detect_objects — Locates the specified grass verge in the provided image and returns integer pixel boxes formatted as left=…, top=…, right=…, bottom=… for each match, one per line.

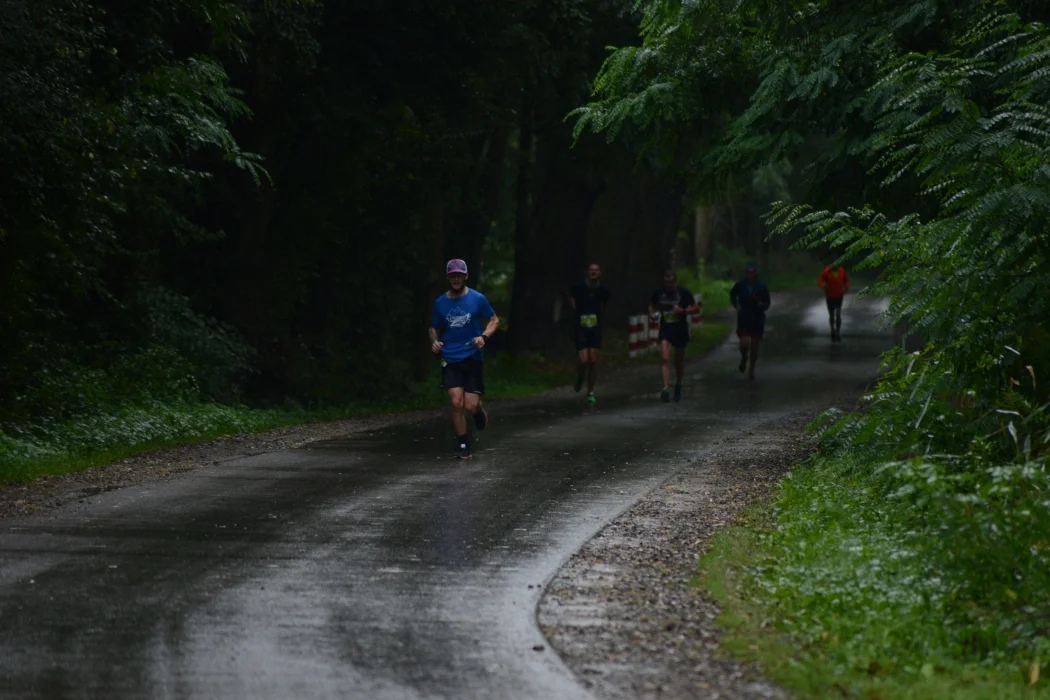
left=696, top=454, right=1048, bottom=699
left=0, top=322, right=731, bottom=484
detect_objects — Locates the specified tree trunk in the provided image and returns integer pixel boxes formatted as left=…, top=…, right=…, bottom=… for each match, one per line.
left=417, top=191, right=446, bottom=380
left=508, top=100, right=535, bottom=355
left=508, top=143, right=605, bottom=355
left=694, top=206, right=717, bottom=267
left=461, top=128, right=509, bottom=290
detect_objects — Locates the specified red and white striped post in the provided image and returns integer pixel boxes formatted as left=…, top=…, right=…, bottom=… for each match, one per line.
left=628, top=315, right=644, bottom=358
left=648, top=315, right=659, bottom=352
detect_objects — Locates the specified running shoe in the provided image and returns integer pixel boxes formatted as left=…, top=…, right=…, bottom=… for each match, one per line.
left=586, top=392, right=596, bottom=406
left=574, top=373, right=584, bottom=393
left=661, top=387, right=671, bottom=403
left=454, top=444, right=472, bottom=460
left=674, top=384, right=682, bottom=402
left=473, top=404, right=488, bottom=430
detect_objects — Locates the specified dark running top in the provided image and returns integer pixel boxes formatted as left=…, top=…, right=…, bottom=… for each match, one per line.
left=729, top=278, right=771, bottom=325
left=650, top=286, right=696, bottom=326
left=570, top=282, right=611, bottom=329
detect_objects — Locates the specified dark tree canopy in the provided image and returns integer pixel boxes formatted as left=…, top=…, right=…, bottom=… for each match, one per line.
left=0, top=0, right=695, bottom=429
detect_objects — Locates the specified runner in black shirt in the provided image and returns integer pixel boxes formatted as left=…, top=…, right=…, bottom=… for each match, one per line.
left=569, top=263, right=612, bottom=405
left=649, top=270, right=702, bottom=402
left=729, top=262, right=771, bottom=380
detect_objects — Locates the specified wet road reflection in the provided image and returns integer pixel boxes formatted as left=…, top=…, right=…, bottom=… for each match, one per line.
left=0, top=294, right=892, bottom=699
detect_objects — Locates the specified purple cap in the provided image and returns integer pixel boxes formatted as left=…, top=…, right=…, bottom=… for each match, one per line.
left=446, top=259, right=468, bottom=276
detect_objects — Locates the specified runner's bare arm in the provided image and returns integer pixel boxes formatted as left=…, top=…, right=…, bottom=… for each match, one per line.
left=482, top=315, right=499, bottom=339
left=472, top=315, right=500, bottom=348
left=429, top=327, right=443, bottom=354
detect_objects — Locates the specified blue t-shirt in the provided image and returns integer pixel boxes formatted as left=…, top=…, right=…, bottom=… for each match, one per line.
left=431, top=289, right=496, bottom=363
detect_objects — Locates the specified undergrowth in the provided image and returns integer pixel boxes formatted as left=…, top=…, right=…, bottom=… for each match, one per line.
left=698, top=348, right=1050, bottom=698
left=0, top=322, right=732, bottom=483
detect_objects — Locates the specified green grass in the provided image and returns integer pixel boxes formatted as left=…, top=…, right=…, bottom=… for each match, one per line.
left=0, top=322, right=731, bottom=485
left=696, top=454, right=1049, bottom=699
left=678, top=263, right=736, bottom=313
left=0, top=361, right=556, bottom=484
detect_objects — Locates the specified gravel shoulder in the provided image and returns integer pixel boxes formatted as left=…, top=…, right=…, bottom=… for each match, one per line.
left=538, top=410, right=822, bottom=700
left=0, top=409, right=440, bottom=521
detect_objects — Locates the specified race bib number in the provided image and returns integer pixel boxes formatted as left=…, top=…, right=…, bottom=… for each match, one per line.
left=661, top=311, right=681, bottom=323
left=440, top=358, right=448, bottom=368
left=580, top=314, right=598, bottom=328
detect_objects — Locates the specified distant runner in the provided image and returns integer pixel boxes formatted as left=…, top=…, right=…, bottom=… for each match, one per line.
left=570, top=263, right=612, bottom=405
left=818, top=263, right=850, bottom=342
left=730, top=263, right=771, bottom=380
left=430, top=259, right=499, bottom=459
left=649, top=270, right=701, bottom=403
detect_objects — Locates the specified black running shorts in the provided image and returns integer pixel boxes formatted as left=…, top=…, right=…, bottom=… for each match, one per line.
left=441, top=357, right=485, bottom=395
left=658, top=323, right=690, bottom=349
left=574, top=326, right=603, bottom=350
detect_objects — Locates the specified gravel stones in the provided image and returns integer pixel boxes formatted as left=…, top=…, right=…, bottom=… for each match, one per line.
left=539, top=411, right=819, bottom=700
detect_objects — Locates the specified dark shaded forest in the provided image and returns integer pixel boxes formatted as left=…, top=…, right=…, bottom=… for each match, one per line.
left=0, top=0, right=785, bottom=436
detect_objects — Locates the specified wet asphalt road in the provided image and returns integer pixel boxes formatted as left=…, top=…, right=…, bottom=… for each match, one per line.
left=0, top=294, right=893, bottom=700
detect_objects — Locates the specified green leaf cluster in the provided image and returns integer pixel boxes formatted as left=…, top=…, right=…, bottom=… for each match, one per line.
left=586, top=0, right=1050, bottom=680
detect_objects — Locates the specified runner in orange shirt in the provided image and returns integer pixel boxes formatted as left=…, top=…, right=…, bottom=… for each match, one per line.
left=818, top=263, right=850, bottom=342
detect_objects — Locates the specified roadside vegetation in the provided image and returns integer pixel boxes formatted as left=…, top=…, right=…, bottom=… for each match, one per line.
left=0, top=309, right=730, bottom=484
left=579, top=0, right=1050, bottom=695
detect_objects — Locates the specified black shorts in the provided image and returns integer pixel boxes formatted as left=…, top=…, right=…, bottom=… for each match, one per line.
left=658, top=323, right=689, bottom=349
left=574, top=325, right=603, bottom=350
left=736, top=308, right=766, bottom=339
left=441, top=357, right=485, bottom=395
left=736, top=318, right=765, bottom=340
left=826, top=296, right=844, bottom=311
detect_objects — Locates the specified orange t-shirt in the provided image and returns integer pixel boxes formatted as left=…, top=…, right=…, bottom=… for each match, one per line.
left=818, top=266, right=849, bottom=298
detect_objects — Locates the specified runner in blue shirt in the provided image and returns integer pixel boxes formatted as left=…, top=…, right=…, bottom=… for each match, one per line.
left=429, top=259, right=499, bottom=459
left=729, top=262, right=771, bottom=380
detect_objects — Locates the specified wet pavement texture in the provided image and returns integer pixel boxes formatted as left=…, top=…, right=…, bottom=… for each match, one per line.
left=0, top=293, right=892, bottom=700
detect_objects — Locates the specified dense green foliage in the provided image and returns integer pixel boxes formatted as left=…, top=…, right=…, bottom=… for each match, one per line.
left=579, top=0, right=1050, bottom=688
left=778, top=14, right=1050, bottom=665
